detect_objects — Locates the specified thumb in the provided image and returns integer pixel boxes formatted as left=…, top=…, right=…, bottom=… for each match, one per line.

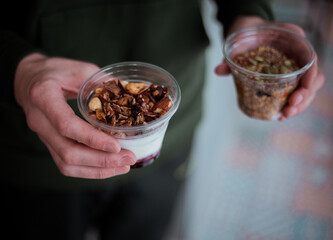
left=215, top=59, right=231, bottom=76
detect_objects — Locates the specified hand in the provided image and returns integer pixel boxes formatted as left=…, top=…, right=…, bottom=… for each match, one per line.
left=215, top=16, right=325, bottom=121
left=14, top=53, right=136, bottom=179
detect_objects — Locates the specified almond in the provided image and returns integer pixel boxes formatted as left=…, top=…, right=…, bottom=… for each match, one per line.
left=153, top=97, right=173, bottom=113
left=88, top=97, right=102, bottom=111
left=126, top=82, right=149, bottom=95
left=120, top=80, right=129, bottom=89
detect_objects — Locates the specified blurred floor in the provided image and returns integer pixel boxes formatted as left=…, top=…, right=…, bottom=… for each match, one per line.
left=168, top=0, right=333, bottom=239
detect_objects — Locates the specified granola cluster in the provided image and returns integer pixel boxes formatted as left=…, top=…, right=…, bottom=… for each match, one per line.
left=231, top=46, right=300, bottom=120
left=88, top=79, right=173, bottom=127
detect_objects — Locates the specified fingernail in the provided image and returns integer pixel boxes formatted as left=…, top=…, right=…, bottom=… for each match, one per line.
left=115, top=166, right=130, bottom=175
left=215, top=65, right=224, bottom=74
left=279, top=116, right=285, bottom=121
left=214, top=65, right=221, bottom=74
left=103, top=143, right=119, bottom=152
left=289, top=107, right=297, bottom=117
left=120, top=156, right=135, bottom=165
left=294, top=94, right=303, bottom=105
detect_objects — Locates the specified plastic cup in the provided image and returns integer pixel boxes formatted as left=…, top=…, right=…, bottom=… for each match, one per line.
left=223, top=26, right=315, bottom=120
left=78, top=62, right=181, bottom=168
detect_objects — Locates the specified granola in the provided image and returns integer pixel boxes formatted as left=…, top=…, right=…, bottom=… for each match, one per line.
left=232, top=46, right=299, bottom=75
left=231, top=46, right=300, bottom=120
left=88, top=79, right=173, bottom=128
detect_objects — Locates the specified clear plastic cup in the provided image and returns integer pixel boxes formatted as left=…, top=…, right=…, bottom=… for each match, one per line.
left=78, top=62, right=181, bottom=168
left=223, top=25, right=315, bottom=120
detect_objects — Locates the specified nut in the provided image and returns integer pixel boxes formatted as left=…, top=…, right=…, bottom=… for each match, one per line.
left=120, top=80, right=129, bottom=89
left=126, top=82, right=149, bottom=95
left=95, top=88, right=104, bottom=94
left=88, top=97, right=102, bottom=111
left=95, top=109, right=106, bottom=122
left=104, top=80, right=121, bottom=96
left=153, top=97, right=173, bottom=113
left=117, top=97, right=129, bottom=106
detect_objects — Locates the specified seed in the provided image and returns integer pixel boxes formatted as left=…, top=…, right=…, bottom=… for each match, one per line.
left=281, top=66, right=289, bottom=74
left=248, top=58, right=258, bottom=66
left=284, top=60, right=292, bottom=67
left=255, top=56, right=264, bottom=62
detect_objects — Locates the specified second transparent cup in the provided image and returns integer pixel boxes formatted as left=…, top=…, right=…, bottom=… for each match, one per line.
left=223, top=26, right=315, bottom=120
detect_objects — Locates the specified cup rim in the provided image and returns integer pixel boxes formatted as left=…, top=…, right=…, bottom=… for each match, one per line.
left=223, top=25, right=315, bottom=80
left=77, top=61, right=181, bottom=133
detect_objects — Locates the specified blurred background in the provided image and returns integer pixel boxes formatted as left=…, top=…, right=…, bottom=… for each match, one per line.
left=166, top=0, right=333, bottom=239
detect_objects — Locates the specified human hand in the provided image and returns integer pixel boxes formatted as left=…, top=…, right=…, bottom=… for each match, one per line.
left=215, top=16, right=325, bottom=120
left=14, top=53, right=136, bottom=179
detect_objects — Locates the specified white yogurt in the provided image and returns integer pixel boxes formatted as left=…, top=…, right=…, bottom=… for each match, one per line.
left=117, top=122, right=168, bottom=161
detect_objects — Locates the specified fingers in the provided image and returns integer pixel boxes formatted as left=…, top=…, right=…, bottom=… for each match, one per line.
left=19, top=56, right=133, bottom=179
left=44, top=141, right=131, bottom=179
left=29, top=79, right=121, bottom=153
left=280, top=63, right=325, bottom=120
left=31, top=109, right=135, bottom=179
left=40, top=131, right=136, bottom=168
left=215, top=59, right=231, bottom=76
left=281, top=93, right=316, bottom=119
left=300, top=55, right=319, bottom=89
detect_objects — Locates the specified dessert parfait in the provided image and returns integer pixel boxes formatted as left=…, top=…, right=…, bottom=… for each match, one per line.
left=231, top=45, right=300, bottom=120
left=223, top=26, right=315, bottom=120
left=78, top=62, right=181, bottom=168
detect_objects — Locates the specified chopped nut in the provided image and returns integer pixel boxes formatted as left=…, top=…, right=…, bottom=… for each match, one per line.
left=126, top=82, right=149, bottom=95
left=153, top=108, right=163, bottom=114
left=104, top=80, right=121, bottom=96
left=117, top=97, right=129, bottom=106
left=88, top=97, right=102, bottom=111
left=118, top=114, right=129, bottom=120
left=103, top=102, right=114, bottom=117
left=152, top=90, right=160, bottom=97
left=95, top=88, right=104, bottom=94
left=89, top=112, right=97, bottom=119
left=95, top=109, right=106, bottom=122
left=148, top=102, right=155, bottom=110
left=120, top=80, right=129, bottom=89
left=153, top=97, right=173, bottom=113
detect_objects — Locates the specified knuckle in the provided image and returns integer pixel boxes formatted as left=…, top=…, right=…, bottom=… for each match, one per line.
left=57, top=164, right=72, bottom=177
left=57, top=119, right=71, bottom=137
left=98, top=155, right=108, bottom=168
left=58, top=147, right=74, bottom=165
left=28, top=81, right=44, bottom=105
left=83, top=63, right=100, bottom=76
left=86, top=133, right=102, bottom=149
left=29, top=83, right=41, bottom=103
left=98, top=155, right=119, bottom=168
left=25, top=111, right=38, bottom=132
left=86, top=63, right=99, bottom=72
left=96, top=169, right=111, bottom=179
left=109, top=158, right=120, bottom=167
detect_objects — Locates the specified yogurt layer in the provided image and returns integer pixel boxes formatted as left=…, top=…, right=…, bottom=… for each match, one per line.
left=118, top=123, right=168, bottom=161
